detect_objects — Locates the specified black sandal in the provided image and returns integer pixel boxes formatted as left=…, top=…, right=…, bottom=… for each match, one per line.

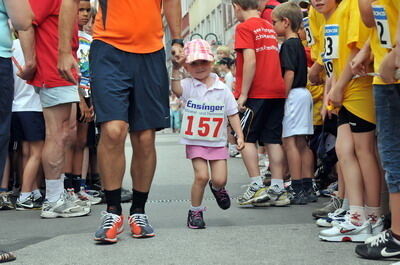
left=0, top=250, right=16, bottom=263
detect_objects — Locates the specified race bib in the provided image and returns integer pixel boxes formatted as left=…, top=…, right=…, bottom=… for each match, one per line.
left=373, top=5, right=392, bottom=49
left=303, top=17, right=315, bottom=46
left=322, top=55, right=334, bottom=78
left=324, top=24, right=339, bottom=59
left=79, top=76, right=91, bottom=98
left=180, top=99, right=225, bottom=142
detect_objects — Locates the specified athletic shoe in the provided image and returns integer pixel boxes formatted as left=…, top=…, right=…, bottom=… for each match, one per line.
left=41, top=192, right=89, bottom=218
left=355, top=230, right=400, bottom=260
left=364, top=218, right=385, bottom=244
left=16, top=196, right=34, bottom=211
left=312, top=196, right=343, bottom=218
left=286, top=185, right=294, bottom=202
left=32, top=196, right=44, bottom=209
left=0, top=192, right=14, bottom=210
left=94, top=211, right=124, bottom=243
left=187, top=209, right=206, bottom=229
left=78, top=189, right=102, bottom=205
left=319, top=219, right=372, bottom=242
left=66, top=188, right=91, bottom=211
left=304, top=188, right=318, bottom=203
left=290, top=190, right=307, bottom=205
left=128, top=213, right=155, bottom=238
left=320, top=181, right=338, bottom=197
left=208, top=181, right=230, bottom=210
left=253, top=185, right=290, bottom=207
left=236, top=183, right=266, bottom=206
left=316, top=208, right=347, bottom=227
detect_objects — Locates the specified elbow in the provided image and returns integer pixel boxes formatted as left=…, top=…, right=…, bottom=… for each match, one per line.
left=360, top=15, right=376, bottom=28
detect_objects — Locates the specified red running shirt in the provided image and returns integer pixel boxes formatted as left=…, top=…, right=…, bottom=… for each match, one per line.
left=234, top=17, right=285, bottom=99
left=260, top=0, right=281, bottom=24
left=28, top=0, right=78, bottom=88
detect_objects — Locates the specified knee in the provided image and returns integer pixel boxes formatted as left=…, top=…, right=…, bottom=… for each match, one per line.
left=211, top=178, right=226, bottom=188
left=194, top=173, right=209, bottom=185
left=101, top=124, right=128, bottom=146
left=134, top=130, right=155, bottom=152
left=336, top=143, right=355, bottom=162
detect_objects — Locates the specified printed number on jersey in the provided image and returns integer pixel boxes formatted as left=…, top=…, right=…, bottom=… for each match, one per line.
left=324, top=24, right=339, bottom=59
left=303, top=17, right=315, bottom=46
left=181, top=99, right=225, bottom=141
left=373, top=5, right=392, bottom=49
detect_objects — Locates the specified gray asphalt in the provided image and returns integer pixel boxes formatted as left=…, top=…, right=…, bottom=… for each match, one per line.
left=0, top=133, right=394, bottom=265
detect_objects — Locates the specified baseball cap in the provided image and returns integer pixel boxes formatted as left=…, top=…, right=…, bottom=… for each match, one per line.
left=184, top=39, right=214, bottom=64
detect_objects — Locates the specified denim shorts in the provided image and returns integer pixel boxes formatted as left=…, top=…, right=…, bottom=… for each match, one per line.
left=374, top=84, right=400, bottom=193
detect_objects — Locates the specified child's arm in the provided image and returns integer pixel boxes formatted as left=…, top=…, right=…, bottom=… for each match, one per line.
left=358, top=0, right=376, bottom=28
left=379, top=49, right=397, bottom=83
left=309, top=62, right=324, bottom=85
left=170, top=52, right=186, bottom=97
left=237, top=49, right=256, bottom=111
left=228, top=114, right=245, bottom=151
left=351, top=39, right=372, bottom=76
left=283, top=70, right=294, bottom=97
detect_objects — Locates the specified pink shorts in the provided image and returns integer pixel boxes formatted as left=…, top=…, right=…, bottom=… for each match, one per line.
left=186, top=145, right=229, bottom=160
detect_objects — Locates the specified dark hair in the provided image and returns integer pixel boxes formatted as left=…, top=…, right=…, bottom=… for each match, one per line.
left=232, top=0, right=259, bottom=10
left=218, top=57, right=235, bottom=69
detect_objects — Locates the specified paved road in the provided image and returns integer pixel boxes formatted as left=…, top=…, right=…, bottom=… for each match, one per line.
left=0, top=133, right=394, bottom=265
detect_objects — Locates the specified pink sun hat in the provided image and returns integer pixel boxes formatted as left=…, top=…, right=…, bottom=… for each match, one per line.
left=184, top=39, right=215, bottom=64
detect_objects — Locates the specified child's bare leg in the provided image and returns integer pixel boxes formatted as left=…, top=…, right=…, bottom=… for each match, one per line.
left=191, top=158, right=209, bottom=207
left=21, top=141, right=43, bottom=193
left=283, top=136, right=302, bottom=180
left=209, top=160, right=227, bottom=189
left=337, top=163, right=345, bottom=199
left=266, top=143, right=285, bottom=180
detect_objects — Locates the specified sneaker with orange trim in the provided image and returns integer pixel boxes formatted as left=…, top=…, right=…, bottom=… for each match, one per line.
left=128, top=213, right=155, bottom=238
left=94, top=211, right=124, bottom=243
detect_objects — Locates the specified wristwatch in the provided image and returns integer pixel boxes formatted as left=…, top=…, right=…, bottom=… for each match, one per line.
left=171, top=38, right=184, bottom=47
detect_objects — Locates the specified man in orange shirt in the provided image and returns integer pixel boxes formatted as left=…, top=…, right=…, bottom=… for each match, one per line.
left=58, top=0, right=183, bottom=243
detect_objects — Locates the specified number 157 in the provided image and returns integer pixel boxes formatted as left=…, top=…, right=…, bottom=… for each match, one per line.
left=184, top=116, right=223, bottom=137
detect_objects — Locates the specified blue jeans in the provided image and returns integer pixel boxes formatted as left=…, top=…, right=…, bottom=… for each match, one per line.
left=0, top=57, right=14, bottom=184
left=374, top=84, right=400, bottom=193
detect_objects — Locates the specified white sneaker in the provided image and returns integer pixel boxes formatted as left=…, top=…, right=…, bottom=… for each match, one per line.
left=316, top=208, right=348, bottom=227
left=364, top=218, right=384, bottom=244
left=41, top=191, right=90, bottom=218
left=78, top=189, right=102, bottom=205
left=66, top=188, right=91, bottom=210
left=319, top=219, right=372, bottom=242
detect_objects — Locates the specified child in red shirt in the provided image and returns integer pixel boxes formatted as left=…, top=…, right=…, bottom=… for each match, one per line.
left=233, top=0, right=289, bottom=207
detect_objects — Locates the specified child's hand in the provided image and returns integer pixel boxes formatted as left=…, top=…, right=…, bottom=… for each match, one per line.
left=236, top=136, right=245, bottom=151
left=171, top=48, right=185, bottom=70
left=327, top=86, right=343, bottom=108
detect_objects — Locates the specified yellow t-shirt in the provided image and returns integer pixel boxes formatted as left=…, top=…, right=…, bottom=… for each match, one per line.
left=323, top=0, right=375, bottom=124
left=370, top=0, right=400, bottom=84
left=308, top=7, right=326, bottom=63
left=307, top=83, right=324, bottom=125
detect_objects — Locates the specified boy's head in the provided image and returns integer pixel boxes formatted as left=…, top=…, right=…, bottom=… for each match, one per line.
left=272, top=2, right=303, bottom=35
left=78, top=0, right=91, bottom=27
left=184, top=39, right=215, bottom=80
left=218, top=57, right=235, bottom=72
left=232, top=0, right=259, bottom=22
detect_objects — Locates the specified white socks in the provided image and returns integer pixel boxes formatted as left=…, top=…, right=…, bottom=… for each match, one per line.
left=250, top=176, right=263, bottom=187
left=366, top=206, right=381, bottom=223
left=32, top=189, right=42, bottom=200
left=341, top=198, right=349, bottom=211
left=270, top=179, right=284, bottom=190
left=19, top=192, right=31, bottom=202
left=190, top=205, right=205, bottom=211
left=349, top=206, right=366, bottom=226
left=45, top=178, right=64, bottom=203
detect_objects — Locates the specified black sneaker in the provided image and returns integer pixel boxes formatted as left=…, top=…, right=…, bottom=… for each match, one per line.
left=355, top=230, right=400, bottom=260
left=32, top=196, right=44, bottom=209
left=304, top=188, right=318, bottom=203
left=208, top=181, right=230, bottom=210
left=290, top=190, right=307, bottom=205
left=16, top=196, right=34, bottom=211
left=187, top=209, right=206, bottom=229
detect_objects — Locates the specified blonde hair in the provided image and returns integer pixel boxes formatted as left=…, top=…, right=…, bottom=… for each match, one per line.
left=272, top=2, right=303, bottom=32
left=216, top=46, right=231, bottom=57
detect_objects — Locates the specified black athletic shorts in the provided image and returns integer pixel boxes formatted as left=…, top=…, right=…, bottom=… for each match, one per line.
left=11, top=112, right=45, bottom=142
left=90, top=40, right=170, bottom=132
left=337, top=106, right=376, bottom=133
left=239, top=98, right=285, bottom=144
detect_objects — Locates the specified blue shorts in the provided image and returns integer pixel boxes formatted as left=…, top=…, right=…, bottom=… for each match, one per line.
left=89, top=40, right=170, bottom=132
left=374, top=84, right=400, bottom=193
left=11, top=111, right=45, bottom=142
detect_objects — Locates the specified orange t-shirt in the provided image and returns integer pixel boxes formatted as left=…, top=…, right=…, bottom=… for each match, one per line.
left=93, top=0, right=164, bottom=54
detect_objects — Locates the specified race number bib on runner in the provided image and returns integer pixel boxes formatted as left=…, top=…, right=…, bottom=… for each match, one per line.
left=79, top=76, right=91, bottom=98
left=322, top=55, right=334, bottom=78
left=372, top=5, right=392, bottom=49
left=180, top=99, right=225, bottom=142
left=324, top=24, right=339, bottom=59
left=303, top=17, right=315, bottom=46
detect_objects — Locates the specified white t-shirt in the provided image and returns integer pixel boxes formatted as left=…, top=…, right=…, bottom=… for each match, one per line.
left=12, top=39, right=42, bottom=112
left=224, top=71, right=234, bottom=91
left=179, top=73, right=238, bottom=147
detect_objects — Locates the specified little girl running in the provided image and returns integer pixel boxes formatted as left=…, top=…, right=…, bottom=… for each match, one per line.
left=171, top=39, right=244, bottom=229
